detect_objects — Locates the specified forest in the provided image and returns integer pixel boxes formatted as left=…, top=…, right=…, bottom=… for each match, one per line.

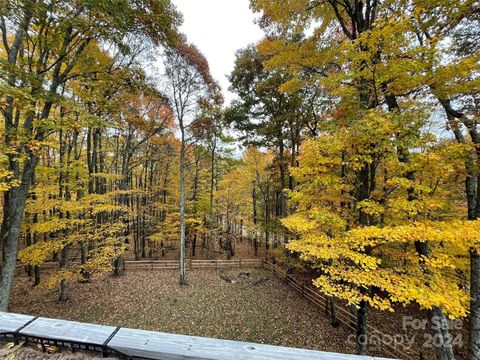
left=0, top=1, right=479, bottom=360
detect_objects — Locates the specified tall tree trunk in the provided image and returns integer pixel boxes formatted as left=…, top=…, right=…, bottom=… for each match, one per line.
left=190, top=152, right=200, bottom=258
left=208, top=141, right=216, bottom=260
left=264, top=186, right=270, bottom=260
left=278, top=137, right=287, bottom=217
left=434, top=95, right=477, bottom=360
left=114, top=133, right=133, bottom=276
left=58, top=125, right=69, bottom=302
left=252, top=185, right=258, bottom=256
left=86, top=128, right=95, bottom=194
left=179, top=127, right=186, bottom=285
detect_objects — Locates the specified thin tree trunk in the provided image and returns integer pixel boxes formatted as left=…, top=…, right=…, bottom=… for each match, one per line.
left=264, top=187, right=270, bottom=260
left=434, top=95, right=476, bottom=360
left=252, top=185, right=258, bottom=256
left=208, top=140, right=216, bottom=260
left=179, top=127, right=186, bottom=285
left=278, top=137, right=287, bottom=217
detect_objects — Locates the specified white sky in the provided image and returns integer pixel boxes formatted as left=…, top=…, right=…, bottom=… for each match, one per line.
left=171, top=0, right=263, bottom=105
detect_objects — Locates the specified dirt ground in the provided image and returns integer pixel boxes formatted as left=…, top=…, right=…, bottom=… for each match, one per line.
left=0, top=344, right=117, bottom=360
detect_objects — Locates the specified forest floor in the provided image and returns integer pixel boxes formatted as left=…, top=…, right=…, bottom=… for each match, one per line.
left=9, top=267, right=467, bottom=360
left=10, top=268, right=354, bottom=355
left=0, top=344, right=116, bottom=360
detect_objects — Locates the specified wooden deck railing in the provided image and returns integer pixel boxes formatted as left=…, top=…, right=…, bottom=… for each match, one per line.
left=263, top=261, right=414, bottom=360
left=0, top=312, right=393, bottom=360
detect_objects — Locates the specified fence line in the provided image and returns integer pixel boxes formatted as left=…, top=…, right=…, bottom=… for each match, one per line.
left=127, top=258, right=263, bottom=270
left=19, top=258, right=264, bottom=271
left=263, top=261, right=414, bottom=360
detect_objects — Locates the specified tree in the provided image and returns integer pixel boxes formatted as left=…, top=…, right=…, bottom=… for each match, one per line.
left=250, top=0, right=479, bottom=356
left=227, top=44, right=324, bottom=220
left=164, top=42, right=217, bottom=284
left=406, top=3, right=480, bottom=357
left=217, top=148, right=275, bottom=259
left=190, top=87, right=225, bottom=259
left=0, top=0, right=181, bottom=311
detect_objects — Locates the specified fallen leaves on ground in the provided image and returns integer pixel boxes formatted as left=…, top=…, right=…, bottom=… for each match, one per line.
left=10, top=268, right=353, bottom=355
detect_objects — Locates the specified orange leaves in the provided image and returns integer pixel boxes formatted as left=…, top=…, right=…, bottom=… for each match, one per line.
left=120, top=92, right=175, bottom=133
left=172, top=43, right=218, bottom=94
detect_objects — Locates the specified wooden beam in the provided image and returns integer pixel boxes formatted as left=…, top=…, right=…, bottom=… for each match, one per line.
left=108, top=327, right=392, bottom=360
left=18, top=316, right=116, bottom=345
left=0, top=312, right=34, bottom=333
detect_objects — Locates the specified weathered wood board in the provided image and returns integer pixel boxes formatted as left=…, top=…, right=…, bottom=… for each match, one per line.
left=18, top=316, right=116, bottom=345
left=109, top=327, right=393, bottom=360
left=0, top=312, right=34, bottom=333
